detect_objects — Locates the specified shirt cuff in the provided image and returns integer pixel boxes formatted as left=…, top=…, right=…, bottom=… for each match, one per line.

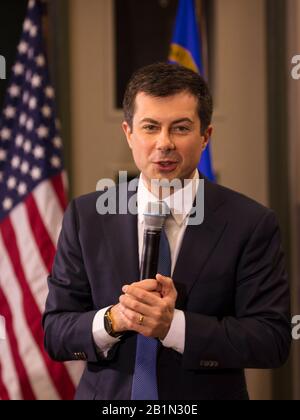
left=160, top=309, right=185, bottom=354
left=92, top=306, right=121, bottom=357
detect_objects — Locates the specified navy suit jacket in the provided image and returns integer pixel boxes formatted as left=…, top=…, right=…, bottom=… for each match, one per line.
left=43, top=178, right=291, bottom=400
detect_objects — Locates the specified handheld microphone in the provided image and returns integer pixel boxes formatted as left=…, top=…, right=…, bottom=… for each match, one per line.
left=140, top=201, right=168, bottom=280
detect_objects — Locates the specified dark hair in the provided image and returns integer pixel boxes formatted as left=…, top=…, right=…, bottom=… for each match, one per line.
left=123, top=62, right=213, bottom=134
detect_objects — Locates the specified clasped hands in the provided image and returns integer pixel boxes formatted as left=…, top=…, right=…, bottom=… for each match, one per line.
left=110, top=274, right=177, bottom=340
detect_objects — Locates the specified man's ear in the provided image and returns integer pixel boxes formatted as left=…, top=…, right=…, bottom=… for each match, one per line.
left=202, top=125, right=213, bottom=151
left=122, top=121, right=133, bottom=149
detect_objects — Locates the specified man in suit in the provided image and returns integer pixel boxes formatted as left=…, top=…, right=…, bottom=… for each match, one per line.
left=43, top=62, right=291, bottom=400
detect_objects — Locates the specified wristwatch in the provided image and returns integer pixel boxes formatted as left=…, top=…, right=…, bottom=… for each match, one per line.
left=104, top=306, right=123, bottom=338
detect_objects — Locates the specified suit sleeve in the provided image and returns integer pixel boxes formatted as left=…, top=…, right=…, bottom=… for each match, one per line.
left=42, top=199, right=120, bottom=363
left=183, top=210, right=291, bottom=370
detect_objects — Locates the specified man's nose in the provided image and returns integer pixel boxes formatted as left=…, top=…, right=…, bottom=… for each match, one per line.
left=156, top=130, right=175, bottom=151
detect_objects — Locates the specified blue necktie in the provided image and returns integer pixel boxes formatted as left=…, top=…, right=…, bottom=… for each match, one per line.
left=131, top=229, right=171, bottom=400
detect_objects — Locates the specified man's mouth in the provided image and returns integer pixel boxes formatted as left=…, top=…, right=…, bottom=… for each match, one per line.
left=154, top=161, right=178, bottom=172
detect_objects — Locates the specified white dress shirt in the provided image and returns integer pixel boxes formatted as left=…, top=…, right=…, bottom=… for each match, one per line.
left=92, top=171, right=200, bottom=356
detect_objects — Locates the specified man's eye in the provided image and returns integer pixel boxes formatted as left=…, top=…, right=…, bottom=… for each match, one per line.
left=143, top=125, right=157, bottom=131
left=172, top=126, right=190, bottom=133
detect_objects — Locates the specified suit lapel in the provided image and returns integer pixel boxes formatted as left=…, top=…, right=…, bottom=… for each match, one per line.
left=101, top=187, right=140, bottom=290
left=173, top=179, right=228, bottom=309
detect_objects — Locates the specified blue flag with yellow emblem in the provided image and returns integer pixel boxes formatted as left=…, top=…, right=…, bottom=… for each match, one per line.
left=169, top=0, right=215, bottom=181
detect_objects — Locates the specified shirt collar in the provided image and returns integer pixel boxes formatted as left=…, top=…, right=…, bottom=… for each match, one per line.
left=137, top=170, right=200, bottom=226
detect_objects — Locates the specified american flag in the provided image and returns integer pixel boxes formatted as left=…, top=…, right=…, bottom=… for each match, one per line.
left=0, top=0, right=82, bottom=399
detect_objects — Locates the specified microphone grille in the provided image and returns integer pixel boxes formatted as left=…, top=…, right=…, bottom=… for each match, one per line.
left=143, top=201, right=169, bottom=230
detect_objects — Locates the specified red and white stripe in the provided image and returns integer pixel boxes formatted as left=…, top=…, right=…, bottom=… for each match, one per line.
left=0, top=173, right=82, bottom=399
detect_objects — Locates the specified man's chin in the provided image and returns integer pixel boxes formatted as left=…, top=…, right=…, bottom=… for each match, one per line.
left=149, top=172, right=185, bottom=190
left=151, top=173, right=178, bottom=184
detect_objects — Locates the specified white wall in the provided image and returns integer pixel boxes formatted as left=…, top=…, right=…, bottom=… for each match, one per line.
left=213, top=0, right=268, bottom=205
left=69, top=0, right=132, bottom=196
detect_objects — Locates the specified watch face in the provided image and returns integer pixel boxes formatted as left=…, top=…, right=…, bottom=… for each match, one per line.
left=104, top=309, right=122, bottom=338
left=104, top=313, right=112, bottom=334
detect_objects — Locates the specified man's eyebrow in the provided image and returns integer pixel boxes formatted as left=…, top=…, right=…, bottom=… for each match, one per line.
left=172, top=118, right=194, bottom=124
left=139, top=118, right=194, bottom=124
left=139, top=118, right=160, bottom=124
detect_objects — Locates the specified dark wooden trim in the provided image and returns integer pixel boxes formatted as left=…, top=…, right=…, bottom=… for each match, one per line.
left=47, top=0, right=73, bottom=199
left=266, top=0, right=292, bottom=400
left=0, top=0, right=28, bottom=109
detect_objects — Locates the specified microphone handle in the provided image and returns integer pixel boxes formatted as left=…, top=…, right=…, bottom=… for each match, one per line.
left=140, top=229, right=161, bottom=280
